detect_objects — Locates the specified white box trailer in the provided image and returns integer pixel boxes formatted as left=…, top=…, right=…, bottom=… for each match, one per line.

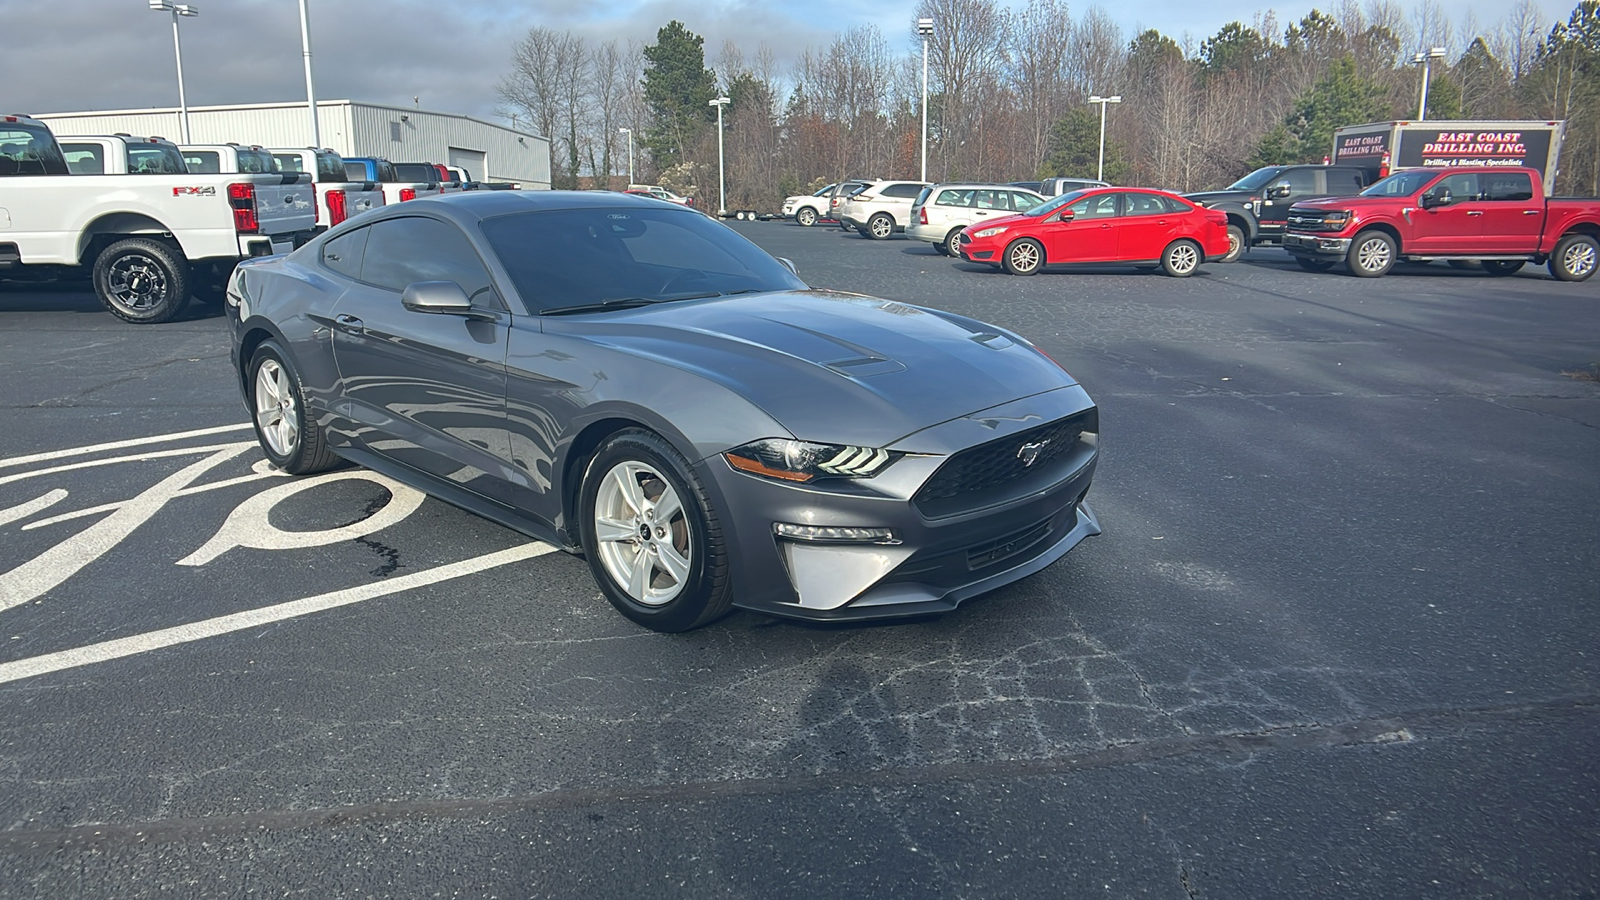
left=1331, top=120, right=1566, bottom=195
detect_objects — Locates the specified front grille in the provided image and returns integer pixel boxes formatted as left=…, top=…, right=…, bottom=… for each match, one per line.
left=1286, top=211, right=1341, bottom=232
left=967, top=519, right=1053, bottom=569
left=915, top=412, right=1090, bottom=510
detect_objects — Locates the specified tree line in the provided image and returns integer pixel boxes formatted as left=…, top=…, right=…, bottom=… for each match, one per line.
left=496, top=0, right=1600, bottom=210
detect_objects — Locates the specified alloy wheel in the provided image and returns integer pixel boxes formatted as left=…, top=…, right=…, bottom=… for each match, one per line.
left=592, top=460, right=691, bottom=606
left=253, top=358, right=300, bottom=458
left=1008, top=242, right=1040, bottom=273
left=871, top=215, right=893, bottom=239
left=1357, top=237, right=1392, bottom=273
left=105, top=253, right=168, bottom=313
left=1168, top=243, right=1199, bottom=275
left=1564, top=241, right=1597, bottom=278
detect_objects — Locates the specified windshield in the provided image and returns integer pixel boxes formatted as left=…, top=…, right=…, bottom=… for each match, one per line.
left=1026, top=190, right=1088, bottom=218
left=481, top=206, right=808, bottom=315
left=394, top=163, right=437, bottom=183
left=1361, top=170, right=1437, bottom=197
left=1226, top=166, right=1287, bottom=191
left=0, top=123, right=69, bottom=176
left=813, top=184, right=835, bottom=196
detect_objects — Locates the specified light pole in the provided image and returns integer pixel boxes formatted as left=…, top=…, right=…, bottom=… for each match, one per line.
left=918, top=17, right=933, bottom=183
left=1087, top=94, right=1121, bottom=183
left=1412, top=47, right=1447, bottom=120
left=297, top=0, right=320, bottom=146
left=618, top=127, right=633, bottom=186
left=148, top=0, right=199, bottom=144
left=709, top=96, right=730, bottom=216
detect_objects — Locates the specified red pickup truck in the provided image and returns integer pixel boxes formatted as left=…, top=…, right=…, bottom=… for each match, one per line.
left=1281, top=167, right=1600, bottom=281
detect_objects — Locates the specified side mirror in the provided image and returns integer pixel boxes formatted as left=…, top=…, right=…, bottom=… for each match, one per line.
left=1267, top=181, right=1292, bottom=199
left=401, top=281, right=474, bottom=315
left=776, top=257, right=799, bottom=276
left=1423, top=188, right=1454, bottom=209
left=1051, top=209, right=1075, bottom=223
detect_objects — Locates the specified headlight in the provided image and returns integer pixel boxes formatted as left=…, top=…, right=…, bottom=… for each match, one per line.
left=1324, top=210, right=1353, bottom=225
left=724, top=439, right=900, bottom=483
left=973, top=226, right=1008, bottom=239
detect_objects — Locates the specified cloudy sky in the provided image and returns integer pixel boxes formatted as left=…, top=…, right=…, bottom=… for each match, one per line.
left=2, top=0, right=1579, bottom=125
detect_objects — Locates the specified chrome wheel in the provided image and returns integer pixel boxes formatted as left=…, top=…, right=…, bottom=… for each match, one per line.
left=1357, top=237, right=1392, bottom=272
left=1166, top=242, right=1199, bottom=275
left=105, top=252, right=169, bottom=313
left=1006, top=240, right=1041, bottom=274
left=253, top=358, right=299, bottom=458
left=869, top=214, right=893, bottom=239
left=1222, top=225, right=1244, bottom=263
left=796, top=207, right=817, bottom=227
left=592, top=460, right=691, bottom=606
left=1563, top=241, right=1596, bottom=278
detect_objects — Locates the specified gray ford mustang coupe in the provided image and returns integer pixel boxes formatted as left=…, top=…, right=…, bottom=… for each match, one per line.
left=225, top=191, right=1100, bottom=631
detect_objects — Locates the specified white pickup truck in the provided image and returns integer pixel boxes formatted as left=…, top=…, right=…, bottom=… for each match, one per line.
left=269, top=147, right=386, bottom=233
left=341, top=156, right=443, bottom=207
left=1, top=116, right=317, bottom=323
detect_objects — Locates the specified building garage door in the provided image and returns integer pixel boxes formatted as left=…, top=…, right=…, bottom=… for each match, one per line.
left=447, top=147, right=486, bottom=182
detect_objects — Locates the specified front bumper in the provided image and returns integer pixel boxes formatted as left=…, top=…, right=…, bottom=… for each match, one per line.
left=700, top=387, right=1100, bottom=622
left=1282, top=232, right=1352, bottom=257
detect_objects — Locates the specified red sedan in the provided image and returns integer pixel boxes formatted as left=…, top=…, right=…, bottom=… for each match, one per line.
left=958, top=187, right=1230, bottom=277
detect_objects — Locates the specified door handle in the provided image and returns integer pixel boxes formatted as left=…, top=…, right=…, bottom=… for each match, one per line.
left=1523, top=209, right=1540, bottom=215
left=1466, top=210, right=1484, bottom=216
left=334, top=313, right=364, bottom=334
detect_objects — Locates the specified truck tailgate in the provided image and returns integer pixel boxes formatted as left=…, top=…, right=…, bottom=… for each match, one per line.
left=249, top=174, right=316, bottom=239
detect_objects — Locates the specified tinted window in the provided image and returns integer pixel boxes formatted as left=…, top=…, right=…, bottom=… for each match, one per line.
left=344, top=161, right=368, bottom=181
left=127, top=144, right=186, bottom=175
left=1326, top=168, right=1365, bottom=194
left=1123, top=192, right=1169, bottom=217
left=376, top=160, right=399, bottom=182
left=393, top=163, right=438, bottom=183
left=1227, top=166, right=1287, bottom=191
left=1010, top=192, right=1044, bottom=212
left=315, top=152, right=346, bottom=182
left=59, top=143, right=106, bottom=175
left=935, top=189, right=974, bottom=207
left=481, top=207, right=807, bottom=314
left=236, top=149, right=277, bottom=174
left=274, top=153, right=306, bottom=174
left=913, top=186, right=932, bottom=206
left=1282, top=168, right=1319, bottom=194
left=0, top=124, right=69, bottom=176
left=1067, top=193, right=1119, bottom=219
left=881, top=183, right=923, bottom=199
left=1362, top=171, right=1435, bottom=197
left=360, top=217, right=496, bottom=304
left=1160, top=195, right=1192, bottom=213
left=183, top=150, right=221, bottom=174
left=321, top=226, right=368, bottom=280
left=1432, top=173, right=1479, bottom=201
left=1482, top=172, right=1534, bottom=202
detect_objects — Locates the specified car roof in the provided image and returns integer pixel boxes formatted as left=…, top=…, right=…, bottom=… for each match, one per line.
left=371, top=189, right=675, bottom=222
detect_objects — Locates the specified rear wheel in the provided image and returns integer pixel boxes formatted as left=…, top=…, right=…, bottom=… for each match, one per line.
left=1346, top=230, right=1396, bottom=278
left=1161, top=240, right=1202, bottom=277
left=1001, top=238, right=1044, bottom=275
left=1481, top=260, right=1526, bottom=277
left=796, top=207, right=817, bottom=227
left=1548, top=234, right=1598, bottom=282
left=1295, top=257, right=1336, bottom=272
left=1220, top=224, right=1246, bottom=263
left=942, top=227, right=965, bottom=257
left=868, top=212, right=895, bottom=240
left=579, top=429, right=732, bottom=632
left=92, top=238, right=190, bottom=324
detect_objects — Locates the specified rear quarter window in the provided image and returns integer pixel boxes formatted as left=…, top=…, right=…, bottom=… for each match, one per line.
left=60, top=144, right=106, bottom=175
left=0, top=125, right=69, bottom=176
left=183, top=150, right=222, bottom=174
left=936, top=189, right=974, bottom=207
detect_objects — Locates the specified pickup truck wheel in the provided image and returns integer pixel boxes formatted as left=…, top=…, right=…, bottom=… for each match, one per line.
left=868, top=213, right=895, bottom=240
left=1346, top=231, right=1396, bottom=278
left=1295, top=257, right=1336, bottom=272
left=942, top=227, right=965, bottom=257
left=796, top=207, right=817, bottom=227
left=1549, top=234, right=1598, bottom=282
left=1221, top=225, right=1245, bottom=263
left=1481, top=260, right=1525, bottom=277
left=93, top=238, right=190, bottom=324
left=248, top=340, right=340, bottom=475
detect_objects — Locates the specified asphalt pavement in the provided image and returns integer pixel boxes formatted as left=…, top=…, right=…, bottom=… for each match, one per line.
left=1, top=223, right=1597, bottom=898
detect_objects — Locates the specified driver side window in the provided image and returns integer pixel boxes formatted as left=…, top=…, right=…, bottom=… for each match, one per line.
left=360, top=217, right=499, bottom=307
left=1431, top=173, right=1479, bottom=202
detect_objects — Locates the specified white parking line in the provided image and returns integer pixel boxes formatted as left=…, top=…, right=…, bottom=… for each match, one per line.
left=0, top=543, right=557, bottom=685
left=0, top=424, right=252, bottom=471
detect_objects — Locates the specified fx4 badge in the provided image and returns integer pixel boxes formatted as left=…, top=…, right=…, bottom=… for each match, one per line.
left=1017, top=439, right=1050, bottom=467
left=172, top=186, right=218, bottom=196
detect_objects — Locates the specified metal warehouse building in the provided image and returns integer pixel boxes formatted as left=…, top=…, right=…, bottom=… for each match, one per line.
left=37, top=99, right=551, bottom=188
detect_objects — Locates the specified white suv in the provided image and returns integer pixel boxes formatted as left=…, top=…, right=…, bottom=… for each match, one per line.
left=907, top=184, right=1048, bottom=255
left=781, top=183, right=837, bottom=227
left=837, top=181, right=930, bottom=240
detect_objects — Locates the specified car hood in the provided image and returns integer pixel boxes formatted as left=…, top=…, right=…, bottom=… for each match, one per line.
left=965, top=212, right=1037, bottom=234
left=1184, top=189, right=1253, bottom=205
left=549, top=290, right=1078, bottom=448
left=1291, top=195, right=1380, bottom=210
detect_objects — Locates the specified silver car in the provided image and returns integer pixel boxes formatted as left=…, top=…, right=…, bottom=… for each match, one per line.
left=226, top=191, right=1101, bottom=631
left=908, top=184, right=1049, bottom=256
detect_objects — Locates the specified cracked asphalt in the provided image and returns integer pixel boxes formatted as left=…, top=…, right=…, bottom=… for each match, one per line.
left=1, top=226, right=1597, bottom=898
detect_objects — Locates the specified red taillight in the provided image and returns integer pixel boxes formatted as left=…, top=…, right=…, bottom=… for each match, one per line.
left=326, top=189, right=349, bottom=225
left=311, top=182, right=320, bottom=224
left=227, top=182, right=258, bottom=234
left=399, top=187, right=417, bottom=202
left=919, top=207, right=928, bottom=224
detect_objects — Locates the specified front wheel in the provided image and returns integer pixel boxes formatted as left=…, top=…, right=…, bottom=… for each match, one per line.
left=1481, top=260, right=1526, bottom=277
left=92, top=238, right=190, bottom=324
left=1346, top=230, right=1397, bottom=278
left=796, top=207, right=817, bottom=227
left=1295, top=257, right=1336, bottom=272
left=1549, top=234, right=1598, bottom=282
left=579, top=429, right=732, bottom=632
left=1161, top=240, right=1202, bottom=277
left=1220, top=224, right=1246, bottom=263
left=867, top=213, right=895, bottom=240
left=1001, top=238, right=1044, bottom=275
left=248, top=341, right=340, bottom=475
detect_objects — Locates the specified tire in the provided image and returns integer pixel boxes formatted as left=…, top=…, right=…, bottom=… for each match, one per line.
left=867, top=212, right=895, bottom=240
left=1346, top=230, right=1397, bottom=278
left=1220, top=224, right=1246, bottom=263
left=1481, top=260, right=1525, bottom=277
left=247, top=340, right=341, bottom=475
left=1161, top=239, right=1202, bottom=277
left=932, top=242, right=950, bottom=256
left=579, top=429, right=732, bottom=632
left=796, top=207, right=817, bottom=227
left=1295, top=257, right=1336, bottom=272
left=92, top=237, right=190, bottom=324
left=1001, top=238, right=1044, bottom=276
left=1548, top=233, right=1599, bottom=282
left=942, top=227, right=965, bottom=257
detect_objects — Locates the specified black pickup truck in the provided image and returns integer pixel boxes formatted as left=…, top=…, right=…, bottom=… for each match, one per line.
left=1185, top=164, right=1371, bottom=261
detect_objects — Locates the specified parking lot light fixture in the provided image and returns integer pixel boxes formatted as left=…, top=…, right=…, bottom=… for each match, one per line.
left=918, top=17, right=933, bottom=183
left=710, top=97, right=730, bottom=216
left=1087, top=95, right=1121, bottom=183
left=1412, top=47, right=1448, bottom=121
left=618, top=127, right=633, bottom=186
left=148, top=0, right=199, bottom=144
